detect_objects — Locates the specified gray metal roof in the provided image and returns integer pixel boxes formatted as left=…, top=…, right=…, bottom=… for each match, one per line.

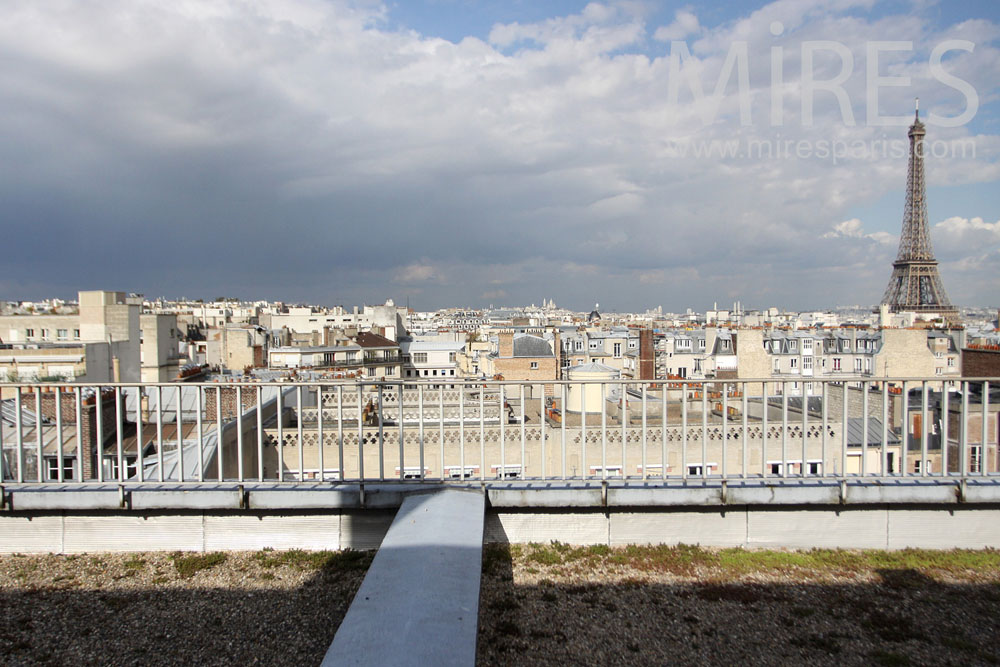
left=845, top=418, right=900, bottom=447
left=512, top=334, right=552, bottom=357
left=0, top=399, right=45, bottom=427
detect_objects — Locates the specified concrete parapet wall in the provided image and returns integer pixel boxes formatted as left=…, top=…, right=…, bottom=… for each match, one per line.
left=485, top=505, right=1000, bottom=550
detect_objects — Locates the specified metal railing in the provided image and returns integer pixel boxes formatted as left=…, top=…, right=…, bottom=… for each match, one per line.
left=0, top=377, right=995, bottom=485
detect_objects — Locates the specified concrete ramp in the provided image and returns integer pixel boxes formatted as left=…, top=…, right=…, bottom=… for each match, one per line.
left=322, top=489, right=486, bottom=667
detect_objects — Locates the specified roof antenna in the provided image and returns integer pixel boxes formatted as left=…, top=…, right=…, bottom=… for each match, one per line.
left=915, top=96, right=919, bottom=119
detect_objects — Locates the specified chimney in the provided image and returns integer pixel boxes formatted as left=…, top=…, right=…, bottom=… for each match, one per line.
left=498, top=331, right=514, bottom=357
left=639, top=329, right=654, bottom=380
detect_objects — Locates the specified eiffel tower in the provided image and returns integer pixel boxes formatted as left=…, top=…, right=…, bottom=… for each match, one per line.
left=880, top=100, right=958, bottom=319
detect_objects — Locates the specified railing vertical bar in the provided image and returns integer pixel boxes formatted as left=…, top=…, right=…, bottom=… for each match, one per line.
left=176, top=385, right=184, bottom=483
left=398, top=382, right=404, bottom=481
left=761, top=382, right=768, bottom=479
left=75, top=387, right=83, bottom=482
left=116, top=387, right=125, bottom=482
left=881, top=382, right=889, bottom=476
left=662, top=384, right=668, bottom=481
left=297, top=386, right=304, bottom=482
left=276, top=388, right=284, bottom=481
left=959, top=382, right=968, bottom=476
left=801, top=382, right=808, bottom=477
left=641, top=384, right=647, bottom=481
left=540, top=384, right=546, bottom=481
left=236, top=386, right=244, bottom=482
left=376, top=384, right=384, bottom=481
left=456, top=384, right=462, bottom=482
left=442, top=385, right=448, bottom=481
left=479, top=386, right=485, bottom=482
left=257, top=386, right=265, bottom=482
left=601, top=382, right=607, bottom=481
left=338, top=385, right=345, bottom=482
left=0, top=385, right=5, bottom=481
left=921, top=380, right=929, bottom=477
left=620, top=382, right=627, bottom=479
left=941, top=385, right=949, bottom=477
left=821, top=382, right=828, bottom=477
left=55, top=388, right=64, bottom=483
left=722, top=383, right=728, bottom=479
left=580, top=383, right=586, bottom=479
left=15, top=387, right=24, bottom=484
left=982, top=381, right=990, bottom=477
left=499, top=385, right=506, bottom=481
left=357, top=383, right=365, bottom=482
left=96, top=387, right=104, bottom=483
left=841, top=382, right=849, bottom=479
left=317, top=386, right=325, bottom=483
left=215, top=387, right=223, bottom=481
left=701, top=384, right=707, bottom=480
left=34, top=389, right=43, bottom=483
left=741, top=383, right=748, bottom=479
left=520, top=384, right=526, bottom=479
left=561, top=383, right=567, bottom=481
left=195, top=386, right=203, bottom=483
left=901, top=381, right=909, bottom=477
left=780, top=384, right=788, bottom=479
left=681, top=382, right=688, bottom=481
left=862, top=382, right=869, bottom=478
left=418, top=385, right=425, bottom=481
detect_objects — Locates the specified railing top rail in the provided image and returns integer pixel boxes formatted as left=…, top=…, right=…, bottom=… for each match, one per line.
left=0, top=376, right=996, bottom=389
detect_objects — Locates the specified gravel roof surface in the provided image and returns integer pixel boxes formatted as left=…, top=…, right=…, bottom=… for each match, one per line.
left=0, top=550, right=372, bottom=666
left=5, top=545, right=1000, bottom=666
left=478, top=543, right=1000, bottom=666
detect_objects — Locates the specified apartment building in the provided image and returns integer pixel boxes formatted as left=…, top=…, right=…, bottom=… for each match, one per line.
left=0, top=290, right=141, bottom=383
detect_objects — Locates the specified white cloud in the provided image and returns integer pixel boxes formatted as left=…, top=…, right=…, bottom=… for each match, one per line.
left=934, top=216, right=1000, bottom=238
left=822, top=218, right=894, bottom=245
left=0, top=0, right=996, bottom=308
left=654, top=10, right=700, bottom=42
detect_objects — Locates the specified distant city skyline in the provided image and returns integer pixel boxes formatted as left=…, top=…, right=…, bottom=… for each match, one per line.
left=1, top=0, right=997, bottom=310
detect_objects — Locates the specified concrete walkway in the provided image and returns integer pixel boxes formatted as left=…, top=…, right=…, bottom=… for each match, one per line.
left=322, top=488, right=486, bottom=667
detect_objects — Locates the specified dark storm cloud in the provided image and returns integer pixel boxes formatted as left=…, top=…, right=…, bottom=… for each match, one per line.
left=0, top=0, right=997, bottom=310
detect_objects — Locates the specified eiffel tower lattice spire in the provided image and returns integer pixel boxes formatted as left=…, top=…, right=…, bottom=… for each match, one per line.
left=880, top=100, right=957, bottom=317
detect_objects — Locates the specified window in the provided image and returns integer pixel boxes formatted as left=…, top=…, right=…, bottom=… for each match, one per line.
left=412, top=353, right=428, bottom=364
left=790, top=358, right=798, bottom=370
left=854, top=358, right=862, bottom=372
left=773, top=358, right=780, bottom=372
left=613, top=342, right=622, bottom=358
left=698, top=339, right=706, bottom=351
left=833, top=358, right=841, bottom=371
left=865, top=358, right=872, bottom=373
left=947, top=358, right=955, bottom=367
left=971, top=446, right=983, bottom=473
left=575, top=340, right=583, bottom=351
left=73, top=329, right=80, bottom=339
left=802, top=339, right=813, bottom=352
left=803, top=357, right=812, bottom=371
left=449, top=352, right=456, bottom=363
left=935, top=367, right=942, bottom=375
left=25, top=328, right=35, bottom=338
left=789, top=340, right=797, bottom=352
left=108, top=456, right=138, bottom=481
left=41, top=329, right=49, bottom=339
left=57, top=329, right=67, bottom=339
left=46, top=457, right=75, bottom=481
left=530, top=361, right=538, bottom=370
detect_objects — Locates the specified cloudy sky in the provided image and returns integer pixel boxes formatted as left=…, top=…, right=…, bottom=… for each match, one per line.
left=1, top=0, right=998, bottom=312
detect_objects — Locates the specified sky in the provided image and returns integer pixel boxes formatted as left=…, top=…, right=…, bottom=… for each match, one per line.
left=1, top=0, right=998, bottom=313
